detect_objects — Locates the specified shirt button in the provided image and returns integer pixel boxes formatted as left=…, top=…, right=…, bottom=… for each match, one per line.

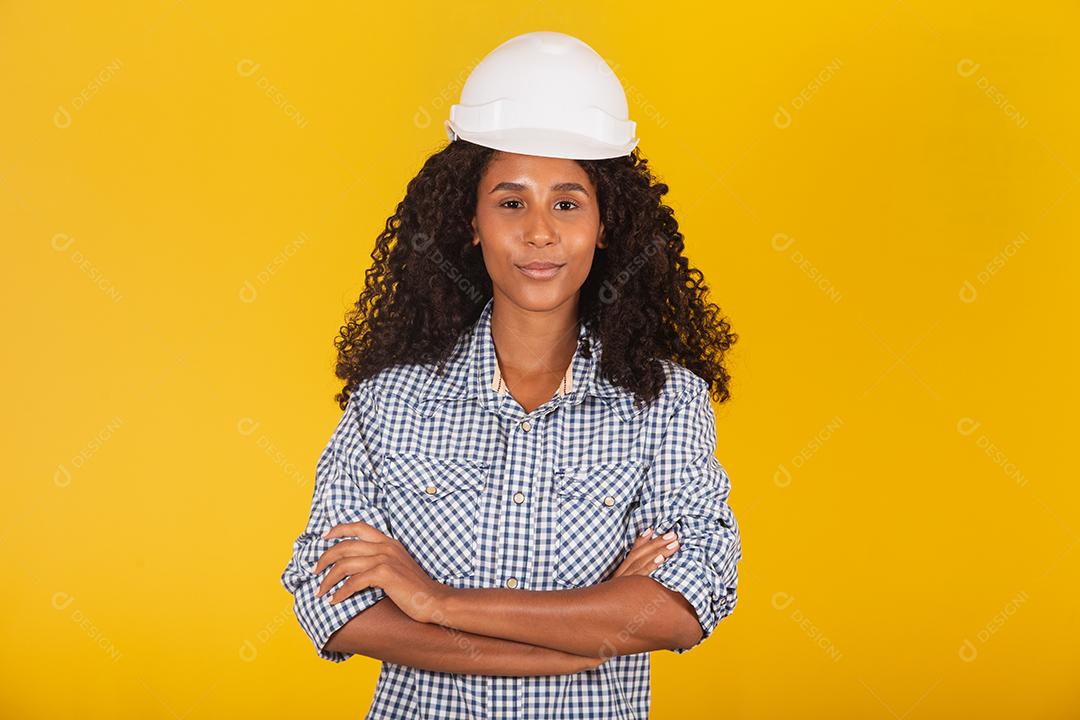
left=505, top=577, right=519, bottom=588
left=425, top=485, right=438, bottom=495
left=603, top=495, right=615, bottom=507
left=513, top=491, right=525, bottom=504
left=520, top=420, right=532, bottom=432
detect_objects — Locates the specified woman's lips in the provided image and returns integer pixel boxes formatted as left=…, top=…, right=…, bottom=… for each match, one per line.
left=516, top=263, right=565, bottom=280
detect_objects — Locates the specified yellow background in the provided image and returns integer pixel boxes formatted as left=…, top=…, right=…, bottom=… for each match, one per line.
left=3, top=1, right=1078, bottom=717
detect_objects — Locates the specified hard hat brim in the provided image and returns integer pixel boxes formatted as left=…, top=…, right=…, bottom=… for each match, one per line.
left=446, top=121, right=638, bottom=161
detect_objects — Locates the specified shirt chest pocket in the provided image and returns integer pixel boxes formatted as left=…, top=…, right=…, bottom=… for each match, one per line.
left=380, top=452, right=489, bottom=581
left=552, top=458, right=647, bottom=588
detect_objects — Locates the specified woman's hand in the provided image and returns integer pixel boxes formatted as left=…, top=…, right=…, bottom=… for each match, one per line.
left=313, top=520, right=446, bottom=624
left=610, top=527, right=681, bottom=579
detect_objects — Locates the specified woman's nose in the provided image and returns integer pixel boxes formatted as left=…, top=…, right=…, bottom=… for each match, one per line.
left=525, top=208, right=558, bottom=245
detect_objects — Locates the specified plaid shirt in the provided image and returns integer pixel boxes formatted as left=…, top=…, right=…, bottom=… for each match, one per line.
left=280, top=296, right=742, bottom=719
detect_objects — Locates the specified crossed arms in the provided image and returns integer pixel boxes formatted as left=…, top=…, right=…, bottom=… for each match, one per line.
left=320, top=545, right=700, bottom=676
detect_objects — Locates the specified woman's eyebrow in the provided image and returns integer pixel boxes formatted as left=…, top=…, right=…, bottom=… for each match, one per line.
left=489, top=181, right=590, bottom=196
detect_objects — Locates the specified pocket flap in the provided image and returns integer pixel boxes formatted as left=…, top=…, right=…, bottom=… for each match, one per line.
left=382, top=452, right=489, bottom=498
left=554, top=458, right=645, bottom=506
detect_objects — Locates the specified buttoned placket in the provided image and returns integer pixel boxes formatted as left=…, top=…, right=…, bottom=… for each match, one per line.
left=480, top=324, right=591, bottom=719
left=489, top=354, right=573, bottom=590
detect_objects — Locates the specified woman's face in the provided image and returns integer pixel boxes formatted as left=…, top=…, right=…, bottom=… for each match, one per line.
left=471, top=151, right=605, bottom=312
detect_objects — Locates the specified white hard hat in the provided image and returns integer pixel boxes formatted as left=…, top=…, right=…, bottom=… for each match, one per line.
left=445, top=31, right=639, bottom=160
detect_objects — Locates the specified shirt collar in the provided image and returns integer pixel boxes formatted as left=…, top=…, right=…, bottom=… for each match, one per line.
left=415, top=297, right=639, bottom=420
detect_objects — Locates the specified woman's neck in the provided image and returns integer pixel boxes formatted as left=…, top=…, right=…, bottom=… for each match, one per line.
left=489, top=294, right=580, bottom=388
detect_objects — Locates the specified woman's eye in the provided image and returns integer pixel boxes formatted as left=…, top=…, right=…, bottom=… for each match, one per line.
left=499, top=199, right=579, bottom=210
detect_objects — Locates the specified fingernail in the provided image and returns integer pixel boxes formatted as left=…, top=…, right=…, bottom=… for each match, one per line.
left=310, top=563, right=318, bottom=574
left=666, top=540, right=679, bottom=549
left=640, top=527, right=652, bottom=537
left=662, top=531, right=675, bottom=540
left=653, top=553, right=664, bottom=564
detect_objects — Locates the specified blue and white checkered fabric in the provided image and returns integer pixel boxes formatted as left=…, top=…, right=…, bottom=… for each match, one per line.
left=281, top=296, right=742, bottom=719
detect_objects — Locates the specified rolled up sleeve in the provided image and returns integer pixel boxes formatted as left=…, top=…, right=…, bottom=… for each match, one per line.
left=630, top=379, right=742, bottom=654
left=279, top=387, right=389, bottom=663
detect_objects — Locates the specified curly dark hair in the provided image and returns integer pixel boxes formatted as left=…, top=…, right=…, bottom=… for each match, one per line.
left=332, top=139, right=737, bottom=412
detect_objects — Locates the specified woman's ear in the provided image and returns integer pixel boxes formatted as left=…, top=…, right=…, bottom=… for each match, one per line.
left=597, top=221, right=607, bottom=249
left=471, top=216, right=480, bottom=246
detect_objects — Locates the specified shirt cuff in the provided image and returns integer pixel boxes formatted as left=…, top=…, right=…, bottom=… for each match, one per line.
left=647, top=547, right=736, bottom=654
left=291, top=577, right=386, bottom=663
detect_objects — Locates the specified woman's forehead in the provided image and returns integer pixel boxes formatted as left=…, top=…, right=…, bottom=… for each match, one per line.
left=482, top=152, right=593, bottom=187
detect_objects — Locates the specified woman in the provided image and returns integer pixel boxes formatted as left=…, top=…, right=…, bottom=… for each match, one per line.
left=281, top=31, right=741, bottom=720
